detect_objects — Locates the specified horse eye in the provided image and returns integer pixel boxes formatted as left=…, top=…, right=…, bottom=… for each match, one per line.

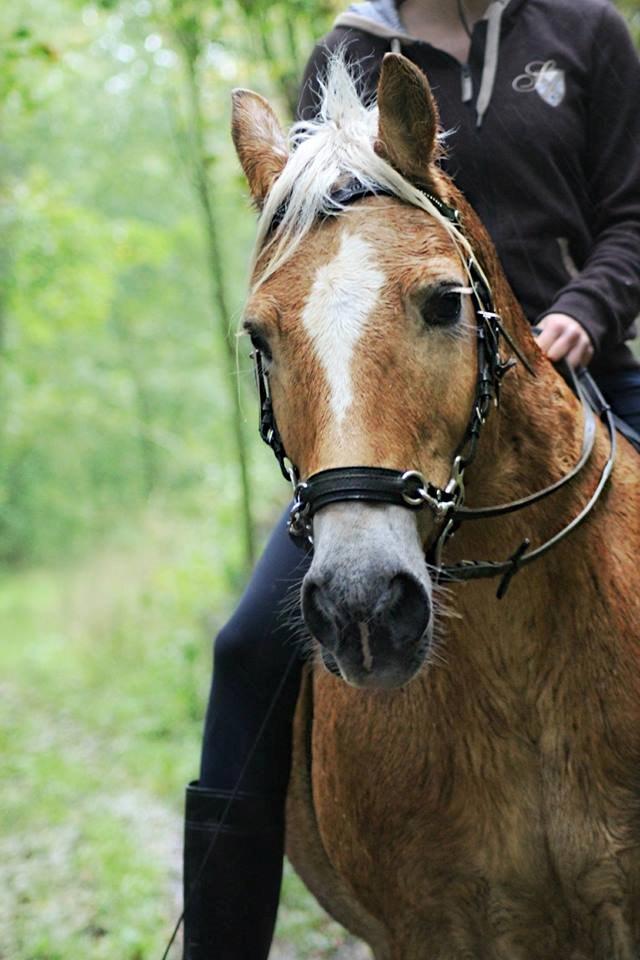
left=421, top=289, right=462, bottom=327
left=248, top=329, right=272, bottom=362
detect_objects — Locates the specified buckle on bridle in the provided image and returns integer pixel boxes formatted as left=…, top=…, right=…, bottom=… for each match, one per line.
left=401, top=469, right=461, bottom=519
left=444, top=455, right=466, bottom=508
left=288, top=486, right=312, bottom=543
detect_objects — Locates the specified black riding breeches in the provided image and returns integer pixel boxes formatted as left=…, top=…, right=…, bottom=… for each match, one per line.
left=199, top=506, right=310, bottom=810
left=595, top=367, right=640, bottom=435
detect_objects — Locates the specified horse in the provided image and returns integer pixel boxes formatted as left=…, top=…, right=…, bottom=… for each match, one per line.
left=231, top=53, right=640, bottom=959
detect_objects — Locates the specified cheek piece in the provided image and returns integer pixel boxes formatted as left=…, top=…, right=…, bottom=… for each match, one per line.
left=251, top=182, right=615, bottom=599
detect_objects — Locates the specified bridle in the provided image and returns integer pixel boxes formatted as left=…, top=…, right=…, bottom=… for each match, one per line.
left=252, top=183, right=616, bottom=598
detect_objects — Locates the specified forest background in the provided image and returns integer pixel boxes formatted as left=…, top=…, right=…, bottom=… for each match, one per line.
left=1, top=2, right=639, bottom=958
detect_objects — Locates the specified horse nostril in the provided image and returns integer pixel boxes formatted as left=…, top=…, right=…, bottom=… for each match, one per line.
left=301, top=578, right=340, bottom=651
left=376, top=573, right=431, bottom=647
left=303, top=571, right=431, bottom=658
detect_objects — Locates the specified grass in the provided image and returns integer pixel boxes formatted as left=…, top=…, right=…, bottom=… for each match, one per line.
left=0, top=492, right=367, bottom=959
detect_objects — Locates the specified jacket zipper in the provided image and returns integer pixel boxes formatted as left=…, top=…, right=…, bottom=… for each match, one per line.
left=461, top=63, right=473, bottom=102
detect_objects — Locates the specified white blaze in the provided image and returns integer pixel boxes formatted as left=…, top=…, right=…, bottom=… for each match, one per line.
left=302, top=231, right=385, bottom=426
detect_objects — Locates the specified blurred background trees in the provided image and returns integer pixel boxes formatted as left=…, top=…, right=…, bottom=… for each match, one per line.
left=2, top=4, right=360, bottom=958
left=0, top=0, right=340, bottom=572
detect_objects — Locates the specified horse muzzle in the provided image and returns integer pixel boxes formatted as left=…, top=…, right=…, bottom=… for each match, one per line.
left=300, top=503, right=433, bottom=689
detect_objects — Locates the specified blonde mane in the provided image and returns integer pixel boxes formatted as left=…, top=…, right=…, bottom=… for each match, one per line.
left=251, top=54, right=484, bottom=291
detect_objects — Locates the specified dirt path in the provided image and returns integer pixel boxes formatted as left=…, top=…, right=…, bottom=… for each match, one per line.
left=1, top=678, right=371, bottom=960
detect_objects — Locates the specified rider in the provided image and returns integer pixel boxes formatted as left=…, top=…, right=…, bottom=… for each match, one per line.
left=182, top=2, right=640, bottom=958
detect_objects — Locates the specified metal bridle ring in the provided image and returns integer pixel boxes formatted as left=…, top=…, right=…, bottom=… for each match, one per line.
left=401, top=470, right=429, bottom=507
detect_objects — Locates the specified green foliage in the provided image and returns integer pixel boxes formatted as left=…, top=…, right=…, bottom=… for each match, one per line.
left=1, top=0, right=323, bottom=565
left=0, top=501, right=362, bottom=959
left=0, top=7, right=346, bottom=948
left=617, top=0, right=640, bottom=43
left=0, top=0, right=348, bottom=567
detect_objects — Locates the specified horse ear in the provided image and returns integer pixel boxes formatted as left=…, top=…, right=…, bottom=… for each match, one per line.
left=376, top=53, right=440, bottom=181
left=231, top=89, right=288, bottom=204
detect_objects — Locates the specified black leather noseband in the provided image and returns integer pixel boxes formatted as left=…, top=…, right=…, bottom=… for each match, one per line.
left=252, top=181, right=616, bottom=598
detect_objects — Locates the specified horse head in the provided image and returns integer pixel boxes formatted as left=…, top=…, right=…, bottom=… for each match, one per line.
left=232, top=55, right=519, bottom=690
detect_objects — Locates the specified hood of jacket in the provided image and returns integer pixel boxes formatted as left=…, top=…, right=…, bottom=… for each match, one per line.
left=334, top=0, right=407, bottom=39
left=334, top=0, right=528, bottom=42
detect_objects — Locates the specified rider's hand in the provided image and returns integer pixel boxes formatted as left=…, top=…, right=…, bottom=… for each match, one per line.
left=536, top=313, right=594, bottom=368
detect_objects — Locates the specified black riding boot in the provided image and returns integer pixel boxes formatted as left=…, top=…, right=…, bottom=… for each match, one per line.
left=182, top=781, right=285, bottom=960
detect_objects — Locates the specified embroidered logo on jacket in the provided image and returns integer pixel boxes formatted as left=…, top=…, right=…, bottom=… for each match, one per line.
left=512, top=60, right=566, bottom=107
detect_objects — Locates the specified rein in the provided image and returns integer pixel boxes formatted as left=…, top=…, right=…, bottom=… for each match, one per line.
left=252, top=183, right=616, bottom=598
